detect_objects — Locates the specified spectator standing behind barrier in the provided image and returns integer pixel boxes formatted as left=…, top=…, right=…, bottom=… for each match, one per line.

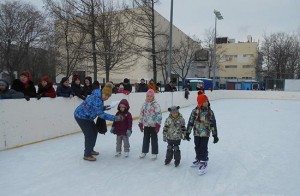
left=11, top=71, right=36, bottom=101
left=83, top=76, right=93, bottom=96
left=0, top=79, right=24, bottom=99
left=74, top=82, right=124, bottom=161
left=56, top=77, right=74, bottom=98
left=147, top=79, right=159, bottom=93
left=37, top=75, right=56, bottom=99
left=71, top=74, right=86, bottom=100
left=137, top=78, right=148, bottom=92
left=165, top=81, right=176, bottom=92
left=122, top=78, right=132, bottom=92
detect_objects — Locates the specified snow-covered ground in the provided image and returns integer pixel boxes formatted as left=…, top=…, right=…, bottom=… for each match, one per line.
left=1, top=99, right=300, bottom=196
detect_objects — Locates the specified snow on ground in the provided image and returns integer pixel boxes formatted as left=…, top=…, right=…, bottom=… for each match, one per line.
left=1, top=99, right=300, bottom=196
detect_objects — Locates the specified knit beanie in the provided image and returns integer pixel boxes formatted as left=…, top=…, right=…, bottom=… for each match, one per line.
left=197, top=94, right=208, bottom=107
left=0, top=80, right=7, bottom=87
left=41, top=75, right=51, bottom=83
left=102, top=82, right=113, bottom=97
left=168, top=106, right=180, bottom=113
left=146, top=89, right=155, bottom=96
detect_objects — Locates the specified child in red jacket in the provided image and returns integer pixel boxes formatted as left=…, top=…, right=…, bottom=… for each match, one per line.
left=110, top=99, right=133, bottom=157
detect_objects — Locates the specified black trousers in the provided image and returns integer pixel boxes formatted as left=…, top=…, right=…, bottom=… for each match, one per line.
left=142, top=127, right=158, bottom=154
left=194, top=136, right=209, bottom=161
left=75, top=116, right=98, bottom=157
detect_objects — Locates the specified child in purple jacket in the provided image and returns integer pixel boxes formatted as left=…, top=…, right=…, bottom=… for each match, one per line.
left=110, top=99, right=133, bottom=157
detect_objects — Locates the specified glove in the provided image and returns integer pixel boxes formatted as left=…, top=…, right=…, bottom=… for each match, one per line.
left=110, top=127, right=115, bottom=134
left=103, top=105, right=111, bottom=111
left=213, top=135, right=219, bottom=144
left=126, top=130, right=132, bottom=137
left=185, top=133, right=191, bottom=141
left=138, top=123, right=143, bottom=132
left=36, top=94, right=41, bottom=100
left=163, top=135, right=167, bottom=142
left=25, top=96, right=30, bottom=101
left=114, top=115, right=124, bottom=122
left=155, top=123, right=161, bottom=133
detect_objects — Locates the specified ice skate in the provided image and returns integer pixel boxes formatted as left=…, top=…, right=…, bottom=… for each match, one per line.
left=139, top=153, right=146, bottom=158
left=115, top=152, right=121, bottom=157
left=124, top=152, right=129, bottom=158
left=198, top=161, right=208, bottom=175
left=191, top=160, right=200, bottom=167
left=151, top=154, right=157, bottom=159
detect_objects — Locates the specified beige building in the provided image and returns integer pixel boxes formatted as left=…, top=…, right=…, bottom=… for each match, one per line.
left=215, top=40, right=258, bottom=89
left=55, top=9, right=197, bottom=85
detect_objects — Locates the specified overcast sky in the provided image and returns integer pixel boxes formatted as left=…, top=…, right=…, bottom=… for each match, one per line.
left=27, top=0, right=300, bottom=43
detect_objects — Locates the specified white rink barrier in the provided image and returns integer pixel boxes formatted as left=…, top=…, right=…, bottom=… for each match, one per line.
left=1, top=90, right=300, bottom=151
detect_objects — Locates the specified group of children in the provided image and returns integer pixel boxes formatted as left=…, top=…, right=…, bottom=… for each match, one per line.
left=74, top=83, right=219, bottom=175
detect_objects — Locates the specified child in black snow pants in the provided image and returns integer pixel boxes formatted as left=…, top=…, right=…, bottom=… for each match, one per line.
left=163, top=106, right=186, bottom=167
left=185, top=94, right=219, bottom=175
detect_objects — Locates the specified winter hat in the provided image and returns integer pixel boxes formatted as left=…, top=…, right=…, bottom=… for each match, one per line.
left=146, top=89, right=155, bottom=96
left=60, top=77, right=69, bottom=84
left=20, top=71, right=32, bottom=81
left=0, top=80, right=8, bottom=87
left=197, top=94, right=208, bottom=107
left=102, top=82, right=113, bottom=97
left=41, top=75, right=51, bottom=83
left=72, top=74, right=80, bottom=82
left=168, top=106, right=180, bottom=113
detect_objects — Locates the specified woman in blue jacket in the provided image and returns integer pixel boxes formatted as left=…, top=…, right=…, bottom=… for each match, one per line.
left=74, top=82, right=123, bottom=161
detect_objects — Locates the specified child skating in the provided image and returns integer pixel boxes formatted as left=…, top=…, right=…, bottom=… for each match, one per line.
left=186, top=94, right=219, bottom=175
left=163, top=106, right=186, bottom=167
left=110, top=99, right=133, bottom=157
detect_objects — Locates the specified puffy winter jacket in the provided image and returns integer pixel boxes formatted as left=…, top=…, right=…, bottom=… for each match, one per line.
left=74, top=89, right=115, bottom=121
left=163, top=113, right=186, bottom=141
left=138, top=99, right=162, bottom=127
left=186, top=106, right=217, bottom=137
left=112, top=99, right=133, bottom=136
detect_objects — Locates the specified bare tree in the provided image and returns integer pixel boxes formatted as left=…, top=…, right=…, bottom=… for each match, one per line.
left=172, top=36, right=201, bottom=83
left=261, top=32, right=300, bottom=79
left=126, top=0, right=161, bottom=83
left=0, top=1, right=49, bottom=81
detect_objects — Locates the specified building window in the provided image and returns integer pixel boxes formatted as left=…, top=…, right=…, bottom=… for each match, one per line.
left=197, top=66, right=206, bottom=69
left=242, top=65, right=254, bottom=68
left=225, top=65, right=237, bottom=68
left=243, top=54, right=254, bottom=57
left=224, top=77, right=237, bottom=79
left=242, top=77, right=253, bottom=79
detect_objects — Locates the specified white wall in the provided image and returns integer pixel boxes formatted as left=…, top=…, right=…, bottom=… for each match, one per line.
left=1, top=90, right=300, bottom=151
left=285, top=79, right=300, bottom=92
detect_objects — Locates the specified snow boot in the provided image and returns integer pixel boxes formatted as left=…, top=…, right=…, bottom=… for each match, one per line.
left=83, top=155, right=96, bottom=161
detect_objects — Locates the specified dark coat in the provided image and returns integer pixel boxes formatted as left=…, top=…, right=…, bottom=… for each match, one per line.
left=165, top=83, right=175, bottom=92
left=37, top=83, right=56, bottom=98
left=122, top=83, right=132, bottom=92
left=11, top=79, right=36, bottom=97
left=0, top=80, right=24, bottom=99
left=71, top=82, right=86, bottom=100
left=112, top=99, right=133, bottom=136
left=56, top=84, right=74, bottom=97
left=137, top=83, right=148, bottom=92
left=83, top=85, right=94, bottom=96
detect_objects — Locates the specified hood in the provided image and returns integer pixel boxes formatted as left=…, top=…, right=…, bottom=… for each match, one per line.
left=118, top=99, right=130, bottom=112
left=0, top=79, right=9, bottom=91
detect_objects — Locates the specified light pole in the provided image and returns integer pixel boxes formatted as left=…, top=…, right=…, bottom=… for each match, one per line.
left=167, top=0, right=174, bottom=84
left=212, top=9, right=223, bottom=90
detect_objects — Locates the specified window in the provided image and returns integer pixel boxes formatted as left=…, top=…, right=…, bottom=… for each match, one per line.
left=242, top=77, right=252, bottom=79
left=243, top=54, right=254, bottom=57
left=242, top=65, right=254, bottom=68
left=225, top=65, right=237, bottom=68
left=197, top=66, right=206, bottom=69
left=224, top=77, right=237, bottom=79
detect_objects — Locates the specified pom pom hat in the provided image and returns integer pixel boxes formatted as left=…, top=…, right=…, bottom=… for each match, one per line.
left=102, top=82, right=113, bottom=97
left=146, top=89, right=155, bottom=96
left=197, top=94, right=208, bottom=108
left=168, top=106, right=180, bottom=113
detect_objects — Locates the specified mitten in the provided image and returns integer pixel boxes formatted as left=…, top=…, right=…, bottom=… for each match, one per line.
left=126, top=130, right=132, bottom=137
left=155, top=123, right=161, bottom=133
left=163, top=135, right=167, bottom=142
left=24, top=96, right=30, bottom=101
left=36, top=94, right=41, bottom=100
left=110, top=127, right=115, bottom=134
left=213, top=135, right=219, bottom=144
left=114, top=115, right=124, bottom=122
left=138, top=123, right=143, bottom=132
left=185, top=133, right=191, bottom=141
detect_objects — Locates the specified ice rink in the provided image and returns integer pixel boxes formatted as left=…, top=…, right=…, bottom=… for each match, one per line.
left=1, top=99, right=300, bottom=196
